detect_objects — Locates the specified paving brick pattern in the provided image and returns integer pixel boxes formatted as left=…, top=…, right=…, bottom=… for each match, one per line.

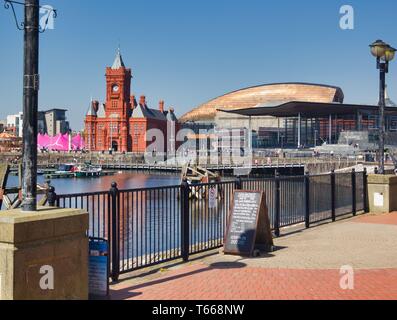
left=111, top=264, right=397, bottom=300
left=110, top=213, right=397, bottom=300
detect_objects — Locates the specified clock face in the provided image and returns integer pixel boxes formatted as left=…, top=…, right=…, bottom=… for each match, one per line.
left=112, top=85, right=119, bottom=92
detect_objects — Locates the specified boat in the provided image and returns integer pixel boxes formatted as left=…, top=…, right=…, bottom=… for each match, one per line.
left=74, top=165, right=102, bottom=178
left=44, top=163, right=78, bottom=178
left=55, top=164, right=77, bottom=174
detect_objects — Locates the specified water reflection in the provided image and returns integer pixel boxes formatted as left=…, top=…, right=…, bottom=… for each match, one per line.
left=6, top=171, right=181, bottom=194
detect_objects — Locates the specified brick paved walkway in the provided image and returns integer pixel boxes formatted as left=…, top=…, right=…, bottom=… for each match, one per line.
left=110, top=213, right=397, bottom=300
left=355, top=212, right=397, bottom=226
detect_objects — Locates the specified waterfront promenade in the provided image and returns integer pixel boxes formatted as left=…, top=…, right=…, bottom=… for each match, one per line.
left=110, top=212, right=397, bottom=300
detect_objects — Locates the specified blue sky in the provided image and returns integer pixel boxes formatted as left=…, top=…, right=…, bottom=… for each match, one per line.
left=1, top=0, right=397, bottom=130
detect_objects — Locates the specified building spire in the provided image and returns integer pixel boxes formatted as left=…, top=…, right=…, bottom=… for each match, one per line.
left=111, top=46, right=125, bottom=69
left=86, top=99, right=97, bottom=117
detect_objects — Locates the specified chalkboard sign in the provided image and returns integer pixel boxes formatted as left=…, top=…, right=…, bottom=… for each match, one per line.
left=224, top=191, right=273, bottom=256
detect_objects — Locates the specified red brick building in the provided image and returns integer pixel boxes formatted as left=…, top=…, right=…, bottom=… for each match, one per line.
left=84, top=49, right=178, bottom=153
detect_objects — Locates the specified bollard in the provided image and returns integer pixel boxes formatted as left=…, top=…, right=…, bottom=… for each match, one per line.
left=47, top=185, right=57, bottom=207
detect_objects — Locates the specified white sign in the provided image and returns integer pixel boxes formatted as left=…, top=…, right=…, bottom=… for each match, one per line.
left=209, top=186, right=217, bottom=209
left=374, top=193, right=384, bottom=207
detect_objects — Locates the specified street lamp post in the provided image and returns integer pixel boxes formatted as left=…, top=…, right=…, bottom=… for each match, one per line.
left=4, top=0, right=57, bottom=211
left=369, top=40, right=396, bottom=175
left=21, top=0, right=39, bottom=212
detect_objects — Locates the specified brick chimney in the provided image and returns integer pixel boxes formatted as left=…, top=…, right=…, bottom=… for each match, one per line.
left=159, top=100, right=165, bottom=113
left=139, top=95, right=146, bottom=106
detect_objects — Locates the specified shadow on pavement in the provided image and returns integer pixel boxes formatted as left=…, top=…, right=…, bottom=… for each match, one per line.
left=110, top=260, right=248, bottom=300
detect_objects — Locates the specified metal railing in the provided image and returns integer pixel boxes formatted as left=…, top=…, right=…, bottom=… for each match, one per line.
left=48, top=169, right=368, bottom=281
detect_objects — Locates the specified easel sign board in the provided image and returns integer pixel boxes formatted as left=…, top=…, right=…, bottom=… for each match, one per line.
left=224, top=190, right=273, bottom=256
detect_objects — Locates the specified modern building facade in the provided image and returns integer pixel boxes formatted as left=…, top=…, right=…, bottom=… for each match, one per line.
left=84, top=49, right=178, bottom=153
left=220, top=100, right=397, bottom=149
left=181, top=83, right=345, bottom=149
left=180, top=82, right=397, bottom=150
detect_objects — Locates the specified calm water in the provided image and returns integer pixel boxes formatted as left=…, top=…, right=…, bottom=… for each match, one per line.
left=6, top=171, right=181, bottom=195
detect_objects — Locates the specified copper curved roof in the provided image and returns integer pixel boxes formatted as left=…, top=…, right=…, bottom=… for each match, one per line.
left=180, top=83, right=344, bottom=123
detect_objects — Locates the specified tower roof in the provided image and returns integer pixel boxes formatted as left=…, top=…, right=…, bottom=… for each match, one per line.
left=111, top=47, right=125, bottom=70
left=97, top=103, right=106, bottom=118
left=86, top=100, right=97, bottom=117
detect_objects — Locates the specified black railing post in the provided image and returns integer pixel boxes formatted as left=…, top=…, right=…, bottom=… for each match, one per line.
left=352, top=168, right=357, bottom=216
left=235, top=176, right=242, bottom=190
left=110, top=182, right=120, bottom=282
left=181, top=179, right=190, bottom=262
left=363, top=168, right=369, bottom=213
left=274, top=171, right=281, bottom=237
left=331, top=170, right=336, bottom=222
left=304, top=171, right=310, bottom=228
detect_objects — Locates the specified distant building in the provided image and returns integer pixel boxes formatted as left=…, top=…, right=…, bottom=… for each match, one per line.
left=84, top=48, right=179, bottom=153
left=42, top=109, right=69, bottom=136
left=0, top=132, right=22, bottom=152
left=0, top=119, right=6, bottom=133
left=180, top=82, right=397, bottom=149
left=181, top=83, right=343, bottom=150
left=5, top=109, right=70, bottom=138
left=6, top=112, right=23, bottom=137
left=37, top=111, right=46, bottom=134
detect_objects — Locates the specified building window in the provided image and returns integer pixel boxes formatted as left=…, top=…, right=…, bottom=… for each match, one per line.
left=368, top=115, right=379, bottom=130
left=109, top=123, right=118, bottom=133
left=389, top=117, right=397, bottom=132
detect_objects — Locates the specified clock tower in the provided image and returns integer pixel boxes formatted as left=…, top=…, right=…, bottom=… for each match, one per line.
left=84, top=47, right=177, bottom=154
left=105, top=48, right=132, bottom=119
left=104, top=48, right=132, bottom=152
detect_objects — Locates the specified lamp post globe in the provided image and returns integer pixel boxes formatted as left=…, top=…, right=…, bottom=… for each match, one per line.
left=370, top=39, right=388, bottom=58
left=384, top=46, right=396, bottom=62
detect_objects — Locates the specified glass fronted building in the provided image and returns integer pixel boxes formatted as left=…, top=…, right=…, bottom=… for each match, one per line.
left=219, top=101, right=397, bottom=149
